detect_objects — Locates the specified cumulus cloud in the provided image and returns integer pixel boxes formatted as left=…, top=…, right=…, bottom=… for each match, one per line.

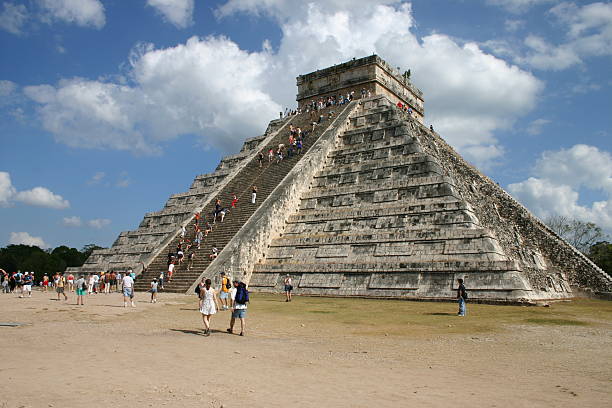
left=88, top=218, right=111, bottom=229
left=147, top=0, right=194, bottom=28
left=0, top=172, right=17, bottom=207
left=25, top=36, right=280, bottom=154
left=39, top=0, right=105, bottom=29
left=14, top=187, right=70, bottom=209
left=508, top=144, right=612, bottom=234
left=24, top=0, right=542, bottom=166
left=63, top=216, right=82, bottom=227
left=0, top=2, right=28, bottom=34
left=0, top=171, right=70, bottom=209
left=518, top=2, right=612, bottom=70
left=9, top=232, right=49, bottom=248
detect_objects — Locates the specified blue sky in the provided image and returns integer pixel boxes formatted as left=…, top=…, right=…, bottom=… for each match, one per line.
left=0, top=0, right=611, bottom=250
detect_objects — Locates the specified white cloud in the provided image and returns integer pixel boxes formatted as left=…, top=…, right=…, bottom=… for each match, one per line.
left=223, top=0, right=543, bottom=166
left=519, top=2, right=612, bottom=70
left=9, top=232, right=49, bottom=248
left=0, top=2, right=28, bottom=34
left=0, top=80, right=17, bottom=97
left=508, top=144, right=612, bottom=233
left=88, top=218, right=111, bottom=229
left=486, top=0, right=558, bottom=14
left=526, top=118, right=550, bottom=135
left=14, top=187, right=70, bottom=209
left=0, top=172, right=17, bottom=207
left=63, top=216, right=82, bottom=227
left=532, top=144, right=612, bottom=192
left=25, top=36, right=281, bottom=154
left=24, top=1, right=543, bottom=166
left=0, top=171, right=70, bottom=209
left=39, top=0, right=105, bottom=29
left=147, top=0, right=194, bottom=28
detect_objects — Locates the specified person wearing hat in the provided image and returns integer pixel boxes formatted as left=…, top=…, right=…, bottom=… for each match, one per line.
left=283, top=274, right=293, bottom=302
left=219, top=272, right=231, bottom=310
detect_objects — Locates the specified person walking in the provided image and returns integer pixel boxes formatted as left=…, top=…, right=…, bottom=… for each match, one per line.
left=122, top=273, right=135, bottom=307
left=158, top=271, right=165, bottom=290
left=56, top=273, right=68, bottom=301
left=187, top=251, right=195, bottom=271
left=67, top=273, right=75, bottom=292
left=457, top=278, right=467, bottom=316
left=219, top=272, right=231, bottom=310
left=284, top=274, right=293, bottom=302
left=167, top=261, right=175, bottom=282
left=41, top=274, right=49, bottom=292
left=227, top=281, right=249, bottom=336
left=104, top=272, right=111, bottom=294
left=251, top=185, right=257, bottom=204
left=75, top=275, right=87, bottom=305
left=198, top=278, right=219, bottom=336
left=20, top=272, right=33, bottom=298
left=150, top=278, right=159, bottom=303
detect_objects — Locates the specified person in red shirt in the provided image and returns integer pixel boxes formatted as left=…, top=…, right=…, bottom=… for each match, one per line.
left=231, top=193, right=238, bottom=208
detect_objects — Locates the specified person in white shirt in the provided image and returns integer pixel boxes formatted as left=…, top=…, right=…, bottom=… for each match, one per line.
left=122, top=274, right=135, bottom=307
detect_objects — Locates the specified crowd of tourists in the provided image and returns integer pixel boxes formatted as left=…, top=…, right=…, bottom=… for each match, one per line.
left=0, top=268, right=138, bottom=304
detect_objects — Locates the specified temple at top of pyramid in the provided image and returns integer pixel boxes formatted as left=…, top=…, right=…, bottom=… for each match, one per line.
left=71, top=55, right=611, bottom=303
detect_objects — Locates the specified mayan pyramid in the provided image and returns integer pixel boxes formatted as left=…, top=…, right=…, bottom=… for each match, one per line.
left=71, top=55, right=611, bottom=303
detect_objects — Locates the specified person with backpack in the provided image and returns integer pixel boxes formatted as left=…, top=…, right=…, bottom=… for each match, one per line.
left=75, top=275, right=87, bottom=305
left=227, top=281, right=249, bottom=336
left=457, top=278, right=467, bottom=316
left=219, top=272, right=231, bottom=310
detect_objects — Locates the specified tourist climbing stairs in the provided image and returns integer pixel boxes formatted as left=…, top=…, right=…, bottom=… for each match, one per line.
left=134, top=104, right=350, bottom=293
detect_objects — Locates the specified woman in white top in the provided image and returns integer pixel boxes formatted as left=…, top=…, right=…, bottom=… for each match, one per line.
left=199, top=278, right=219, bottom=336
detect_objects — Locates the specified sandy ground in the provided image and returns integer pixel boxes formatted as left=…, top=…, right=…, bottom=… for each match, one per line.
left=0, top=289, right=611, bottom=408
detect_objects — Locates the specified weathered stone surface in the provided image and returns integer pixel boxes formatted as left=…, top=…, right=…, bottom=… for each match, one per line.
left=73, top=55, right=611, bottom=303
left=250, top=93, right=611, bottom=301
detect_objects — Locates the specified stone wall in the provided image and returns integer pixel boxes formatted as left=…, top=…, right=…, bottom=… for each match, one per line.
left=408, top=114, right=612, bottom=294
left=297, top=55, right=424, bottom=122
left=73, top=118, right=292, bottom=275
left=186, top=101, right=360, bottom=293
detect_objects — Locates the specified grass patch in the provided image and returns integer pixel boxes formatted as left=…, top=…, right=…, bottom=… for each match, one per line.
left=249, top=293, right=611, bottom=337
left=524, top=318, right=589, bottom=326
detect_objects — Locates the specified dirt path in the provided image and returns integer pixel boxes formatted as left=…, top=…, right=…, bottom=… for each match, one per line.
left=1, top=291, right=610, bottom=407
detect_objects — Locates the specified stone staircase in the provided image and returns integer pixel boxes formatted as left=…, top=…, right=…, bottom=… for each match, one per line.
left=134, top=103, right=352, bottom=293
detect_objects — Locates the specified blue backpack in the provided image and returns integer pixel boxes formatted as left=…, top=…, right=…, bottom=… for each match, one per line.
left=235, top=285, right=249, bottom=305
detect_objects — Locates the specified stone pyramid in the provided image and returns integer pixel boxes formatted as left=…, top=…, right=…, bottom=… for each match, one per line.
left=73, top=55, right=611, bottom=303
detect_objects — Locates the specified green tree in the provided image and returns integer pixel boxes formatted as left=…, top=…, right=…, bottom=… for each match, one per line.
left=544, top=215, right=607, bottom=253
left=82, top=244, right=104, bottom=258
left=588, top=241, right=612, bottom=275
left=52, top=245, right=86, bottom=267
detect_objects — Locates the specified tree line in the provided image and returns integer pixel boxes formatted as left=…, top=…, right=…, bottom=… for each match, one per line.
left=0, top=244, right=104, bottom=281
